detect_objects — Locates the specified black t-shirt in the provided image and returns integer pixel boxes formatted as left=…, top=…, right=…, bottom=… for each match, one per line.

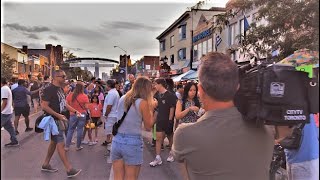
left=41, top=84, right=67, bottom=119
left=155, top=91, right=177, bottom=122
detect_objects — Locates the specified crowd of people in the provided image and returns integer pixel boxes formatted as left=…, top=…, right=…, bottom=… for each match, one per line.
left=1, top=52, right=319, bottom=180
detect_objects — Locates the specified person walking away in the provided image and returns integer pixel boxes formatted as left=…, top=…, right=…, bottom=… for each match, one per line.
left=87, top=95, right=103, bottom=143
left=175, top=82, right=201, bottom=125
left=150, top=78, right=176, bottom=166
left=65, top=82, right=90, bottom=151
left=102, top=79, right=120, bottom=151
left=40, top=70, right=82, bottom=177
left=1, top=78, right=19, bottom=147
left=30, top=80, right=41, bottom=113
left=12, top=79, right=40, bottom=135
left=111, top=76, right=156, bottom=180
left=175, top=84, right=184, bottom=100
left=172, top=52, right=273, bottom=180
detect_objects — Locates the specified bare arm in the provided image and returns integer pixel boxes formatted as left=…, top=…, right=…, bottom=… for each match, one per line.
left=179, top=161, right=189, bottom=180
left=140, top=100, right=155, bottom=131
left=104, top=105, right=112, bottom=117
left=175, top=100, right=190, bottom=120
left=1, top=99, right=8, bottom=112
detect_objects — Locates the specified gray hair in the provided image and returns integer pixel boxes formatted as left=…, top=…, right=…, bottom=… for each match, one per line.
left=198, top=52, right=239, bottom=101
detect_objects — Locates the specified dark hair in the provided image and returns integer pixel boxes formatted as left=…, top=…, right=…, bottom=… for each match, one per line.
left=155, top=78, right=167, bottom=88
left=107, top=79, right=116, bottom=89
left=91, top=77, right=96, bottom=81
left=91, top=95, right=99, bottom=104
left=199, top=52, right=239, bottom=101
left=1, top=78, right=7, bottom=85
left=18, top=79, right=26, bottom=85
left=177, top=84, right=183, bottom=89
left=182, top=82, right=201, bottom=110
left=165, top=78, right=174, bottom=93
left=44, top=75, right=50, bottom=80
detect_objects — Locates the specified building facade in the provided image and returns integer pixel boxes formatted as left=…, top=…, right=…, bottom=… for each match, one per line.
left=156, top=8, right=226, bottom=76
left=135, top=56, right=160, bottom=79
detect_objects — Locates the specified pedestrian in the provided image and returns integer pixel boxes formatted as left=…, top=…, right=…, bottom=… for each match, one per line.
left=65, top=81, right=90, bottom=151
left=111, top=76, right=156, bottom=180
left=149, top=78, right=176, bottom=167
left=40, top=75, right=51, bottom=101
left=175, top=83, right=184, bottom=100
left=1, top=78, right=19, bottom=147
left=123, top=74, right=135, bottom=95
left=102, top=79, right=120, bottom=147
left=175, top=82, right=202, bottom=124
left=172, top=52, right=274, bottom=180
left=90, top=85, right=105, bottom=105
left=40, top=70, right=81, bottom=177
left=12, top=79, right=40, bottom=135
left=30, top=80, right=41, bottom=113
left=115, top=80, right=123, bottom=97
left=87, top=95, right=103, bottom=144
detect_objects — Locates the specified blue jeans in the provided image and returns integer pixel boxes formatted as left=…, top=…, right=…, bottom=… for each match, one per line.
left=111, top=133, right=143, bottom=165
left=1, top=113, right=18, bottom=143
left=65, top=115, right=86, bottom=148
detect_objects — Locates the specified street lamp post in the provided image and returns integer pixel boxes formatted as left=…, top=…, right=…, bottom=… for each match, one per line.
left=114, top=45, right=128, bottom=81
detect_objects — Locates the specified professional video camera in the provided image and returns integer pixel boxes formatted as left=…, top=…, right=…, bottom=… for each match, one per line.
left=234, top=60, right=319, bottom=126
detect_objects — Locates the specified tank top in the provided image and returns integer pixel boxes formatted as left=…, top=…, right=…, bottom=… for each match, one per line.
left=118, top=96, right=143, bottom=135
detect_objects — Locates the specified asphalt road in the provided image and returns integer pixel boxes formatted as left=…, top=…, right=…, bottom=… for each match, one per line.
left=1, top=109, right=184, bottom=180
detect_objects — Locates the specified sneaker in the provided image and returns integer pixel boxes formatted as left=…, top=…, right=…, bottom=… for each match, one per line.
left=76, top=146, right=83, bottom=151
left=166, top=154, right=174, bottom=162
left=15, top=131, right=19, bottom=135
left=81, top=140, right=88, bottom=145
left=41, top=164, right=58, bottom=173
left=4, top=141, right=19, bottom=147
left=25, top=127, right=33, bottom=132
left=67, top=168, right=82, bottom=178
left=88, top=141, right=94, bottom=146
left=71, top=141, right=76, bottom=145
left=92, top=141, right=97, bottom=145
left=64, top=147, right=70, bottom=151
left=149, top=157, right=162, bottom=167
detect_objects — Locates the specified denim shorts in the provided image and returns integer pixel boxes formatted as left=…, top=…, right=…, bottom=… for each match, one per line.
left=51, top=130, right=64, bottom=143
left=111, top=133, right=143, bottom=165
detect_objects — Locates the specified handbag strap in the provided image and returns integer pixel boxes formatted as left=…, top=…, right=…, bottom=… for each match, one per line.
left=75, top=96, right=88, bottom=113
left=117, top=103, right=133, bottom=128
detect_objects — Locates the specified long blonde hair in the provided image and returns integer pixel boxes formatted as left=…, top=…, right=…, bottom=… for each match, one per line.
left=124, top=76, right=153, bottom=110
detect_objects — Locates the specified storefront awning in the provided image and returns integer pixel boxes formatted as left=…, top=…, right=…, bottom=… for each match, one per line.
left=181, top=70, right=198, bottom=80
left=172, top=70, right=196, bottom=82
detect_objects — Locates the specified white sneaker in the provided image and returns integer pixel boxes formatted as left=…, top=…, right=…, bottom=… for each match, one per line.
left=92, top=141, right=97, bottom=145
left=166, top=154, right=174, bottom=162
left=88, top=141, right=94, bottom=146
left=81, top=140, right=88, bottom=145
left=149, top=157, right=162, bottom=167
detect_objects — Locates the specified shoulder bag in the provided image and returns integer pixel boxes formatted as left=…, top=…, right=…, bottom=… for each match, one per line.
left=112, top=103, right=132, bottom=136
left=76, top=97, right=91, bottom=121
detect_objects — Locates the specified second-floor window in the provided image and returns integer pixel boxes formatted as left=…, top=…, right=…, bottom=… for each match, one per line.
left=170, top=54, right=174, bottom=64
left=160, top=40, right=166, bottom=51
left=170, top=35, right=174, bottom=47
left=229, top=23, right=237, bottom=46
left=178, top=48, right=186, bottom=60
left=179, top=24, right=186, bottom=40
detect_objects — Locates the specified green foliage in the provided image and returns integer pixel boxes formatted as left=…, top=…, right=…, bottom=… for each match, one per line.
left=197, top=0, right=319, bottom=60
left=1, top=53, right=15, bottom=80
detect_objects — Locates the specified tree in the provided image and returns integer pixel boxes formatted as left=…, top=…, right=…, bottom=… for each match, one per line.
left=208, top=0, right=319, bottom=60
left=1, top=53, right=15, bottom=80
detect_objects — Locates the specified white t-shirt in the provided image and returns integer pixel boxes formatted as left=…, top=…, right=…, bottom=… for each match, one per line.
left=11, top=83, right=18, bottom=91
left=1, top=85, right=13, bottom=114
left=103, top=88, right=120, bottom=118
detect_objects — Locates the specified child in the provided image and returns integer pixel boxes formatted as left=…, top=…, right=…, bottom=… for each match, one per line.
left=87, top=95, right=103, bottom=144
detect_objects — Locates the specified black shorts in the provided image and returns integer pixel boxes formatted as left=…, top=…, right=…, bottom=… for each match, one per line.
left=156, top=120, right=174, bottom=135
left=14, top=105, right=30, bottom=117
left=91, top=117, right=100, bottom=126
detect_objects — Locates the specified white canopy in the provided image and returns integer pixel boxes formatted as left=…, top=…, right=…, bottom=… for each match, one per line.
left=172, top=70, right=196, bottom=82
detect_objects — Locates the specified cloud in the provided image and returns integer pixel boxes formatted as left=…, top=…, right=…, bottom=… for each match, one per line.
left=3, top=23, right=51, bottom=32
left=55, top=27, right=108, bottom=41
left=49, top=35, right=59, bottom=40
left=12, top=42, right=44, bottom=49
left=102, top=21, right=163, bottom=31
left=27, top=33, right=40, bottom=40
